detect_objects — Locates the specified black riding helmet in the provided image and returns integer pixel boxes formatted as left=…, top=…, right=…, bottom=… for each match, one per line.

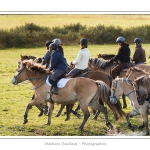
left=134, top=38, right=142, bottom=43
left=45, top=40, right=53, bottom=47
left=79, top=38, right=88, bottom=44
left=49, top=43, right=58, bottom=50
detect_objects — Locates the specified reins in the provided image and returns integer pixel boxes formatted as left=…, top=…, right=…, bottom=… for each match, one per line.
left=14, top=64, right=48, bottom=90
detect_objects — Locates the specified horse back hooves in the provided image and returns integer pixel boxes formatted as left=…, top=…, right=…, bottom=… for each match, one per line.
left=23, top=119, right=28, bottom=124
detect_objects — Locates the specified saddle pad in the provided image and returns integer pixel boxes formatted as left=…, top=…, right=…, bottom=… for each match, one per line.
left=46, top=76, right=72, bottom=88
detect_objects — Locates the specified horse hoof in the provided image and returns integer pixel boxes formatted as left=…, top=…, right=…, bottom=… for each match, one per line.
left=123, top=105, right=127, bottom=109
left=45, top=123, right=50, bottom=126
left=38, top=113, right=43, bottom=117
left=64, top=118, right=69, bottom=121
left=76, top=114, right=81, bottom=118
left=55, top=114, right=60, bottom=117
left=23, top=119, right=28, bottom=124
left=131, top=127, right=134, bottom=132
left=138, top=124, right=145, bottom=129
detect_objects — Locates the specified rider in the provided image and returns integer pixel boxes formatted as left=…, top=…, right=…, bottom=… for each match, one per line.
left=107, top=36, right=131, bottom=79
left=131, top=38, right=146, bottom=65
left=52, top=38, right=64, bottom=56
left=41, top=40, right=53, bottom=68
left=49, top=43, right=68, bottom=95
left=67, top=38, right=90, bottom=77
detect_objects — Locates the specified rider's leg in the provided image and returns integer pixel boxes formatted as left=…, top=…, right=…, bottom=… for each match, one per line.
left=111, top=63, right=126, bottom=79
left=50, top=70, right=66, bottom=95
left=67, top=68, right=83, bottom=77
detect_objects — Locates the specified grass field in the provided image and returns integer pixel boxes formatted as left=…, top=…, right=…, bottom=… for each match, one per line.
left=1, top=14, right=150, bottom=30
left=1, top=14, right=150, bottom=136
left=1, top=44, right=150, bottom=136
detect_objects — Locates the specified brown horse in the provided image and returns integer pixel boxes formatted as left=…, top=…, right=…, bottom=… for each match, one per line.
left=88, top=58, right=150, bottom=108
left=20, top=55, right=120, bottom=121
left=11, top=59, right=124, bottom=131
left=55, top=68, right=124, bottom=121
left=109, top=76, right=150, bottom=135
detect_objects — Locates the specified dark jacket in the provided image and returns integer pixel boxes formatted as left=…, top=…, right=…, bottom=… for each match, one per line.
left=42, top=51, right=52, bottom=68
left=132, top=44, right=146, bottom=64
left=111, top=43, right=130, bottom=63
left=50, top=50, right=68, bottom=73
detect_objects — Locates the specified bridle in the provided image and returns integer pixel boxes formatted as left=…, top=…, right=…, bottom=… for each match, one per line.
left=110, top=79, right=135, bottom=100
left=14, top=64, right=47, bottom=89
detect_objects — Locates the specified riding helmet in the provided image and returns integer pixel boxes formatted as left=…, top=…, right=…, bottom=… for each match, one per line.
left=45, top=40, right=53, bottom=47
left=52, top=38, right=62, bottom=45
left=49, top=43, right=58, bottom=50
left=134, top=38, right=142, bottom=43
left=79, top=38, right=88, bottom=44
left=116, top=36, right=125, bottom=43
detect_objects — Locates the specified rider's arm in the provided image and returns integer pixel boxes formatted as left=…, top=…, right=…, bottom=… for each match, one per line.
left=72, top=50, right=82, bottom=65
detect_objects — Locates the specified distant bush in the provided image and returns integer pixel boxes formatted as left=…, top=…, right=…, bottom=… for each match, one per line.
left=0, top=22, right=150, bottom=49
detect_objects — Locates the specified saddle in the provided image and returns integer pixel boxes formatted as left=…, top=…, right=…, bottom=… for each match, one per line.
left=47, top=68, right=90, bottom=84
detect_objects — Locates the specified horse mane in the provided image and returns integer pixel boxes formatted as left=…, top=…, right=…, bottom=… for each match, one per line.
left=22, top=60, right=49, bottom=73
left=20, top=55, right=42, bottom=63
left=89, top=58, right=108, bottom=69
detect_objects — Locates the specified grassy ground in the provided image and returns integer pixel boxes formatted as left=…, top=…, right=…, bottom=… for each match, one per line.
left=1, top=14, right=150, bottom=30
left=0, top=44, right=150, bottom=136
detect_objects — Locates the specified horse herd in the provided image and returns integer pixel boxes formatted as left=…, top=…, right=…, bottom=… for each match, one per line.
left=11, top=54, right=150, bottom=135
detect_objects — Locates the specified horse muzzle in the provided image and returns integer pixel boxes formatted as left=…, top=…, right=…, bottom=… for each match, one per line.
left=11, top=76, right=18, bottom=85
left=110, top=97, right=118, bottom=104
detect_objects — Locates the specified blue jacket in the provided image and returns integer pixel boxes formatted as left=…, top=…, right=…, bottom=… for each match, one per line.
left=50, top=50, right=68, bottom=73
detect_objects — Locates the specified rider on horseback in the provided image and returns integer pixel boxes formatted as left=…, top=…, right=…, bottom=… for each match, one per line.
left=131, top=38, right=146, bottom=65
left=49, top=43, right=68, bottom=95
left=67, top=38, right=90, bottom=77
left=106, top=36, right=131, bottom=79
left=52, top=38, right=64, bottom=56
left=41, top=40, right=53, bottom=68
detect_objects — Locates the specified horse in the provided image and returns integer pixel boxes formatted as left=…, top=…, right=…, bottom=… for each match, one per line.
left=109, top=77, right=150, bottom=135
left=55, top=67, right=125, bottom=121
left=11, top=59, right=124, bottom=131
left=20, top=55, right=121, bottom=121
left=97, top=54, right=115, bottom=60
left=88, top=58, right=150, bottom=108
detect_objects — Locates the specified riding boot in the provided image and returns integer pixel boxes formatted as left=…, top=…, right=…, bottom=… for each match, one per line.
left=51, top=87, right=58, bottom=95
left=50, top=79, right=58, bottom=95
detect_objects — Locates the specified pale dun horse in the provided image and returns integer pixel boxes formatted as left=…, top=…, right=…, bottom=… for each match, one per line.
left=110, top=76, right=150, bottom=135
left=11, top=59, right=124, bottom=131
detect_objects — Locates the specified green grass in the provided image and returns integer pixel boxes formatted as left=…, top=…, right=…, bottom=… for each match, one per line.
left=1, top=44, right=150, bottom=136
left=1, top=14, right=150, bottom=30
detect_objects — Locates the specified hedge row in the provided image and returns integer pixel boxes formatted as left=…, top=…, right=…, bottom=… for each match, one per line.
left=0, top=23, right=150, bottom=49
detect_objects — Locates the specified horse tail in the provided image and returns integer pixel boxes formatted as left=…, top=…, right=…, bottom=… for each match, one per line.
left=96, top=80, right=126, bottom=121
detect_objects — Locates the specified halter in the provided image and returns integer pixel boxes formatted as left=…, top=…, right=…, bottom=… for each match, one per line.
left=110, top=79, right=135, bottom=100
left=14, top=64, right=47, bottom=89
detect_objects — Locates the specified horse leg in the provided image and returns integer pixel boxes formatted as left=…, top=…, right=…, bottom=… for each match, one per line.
left=23, top=100, right=37, bottom=124
left=89, top=101, right=113, bottom=130
left=55, top=104, right=65, bottom=117
left=78, top=103, right=90, bottom=131
left=126, top=110, right=140, bottom=132
left=92, top=110, right=100, bottom=120
left=122, top=94, right=127, bottom=108
left=64, top=104, right=74, bottom=121
left=46, top=102, right=54, bottom=125
left=92, top=98, right=104, bottom=120
left=140, top=111, right=149, bottom=135
left=74, top=104, right=80, bottom=112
